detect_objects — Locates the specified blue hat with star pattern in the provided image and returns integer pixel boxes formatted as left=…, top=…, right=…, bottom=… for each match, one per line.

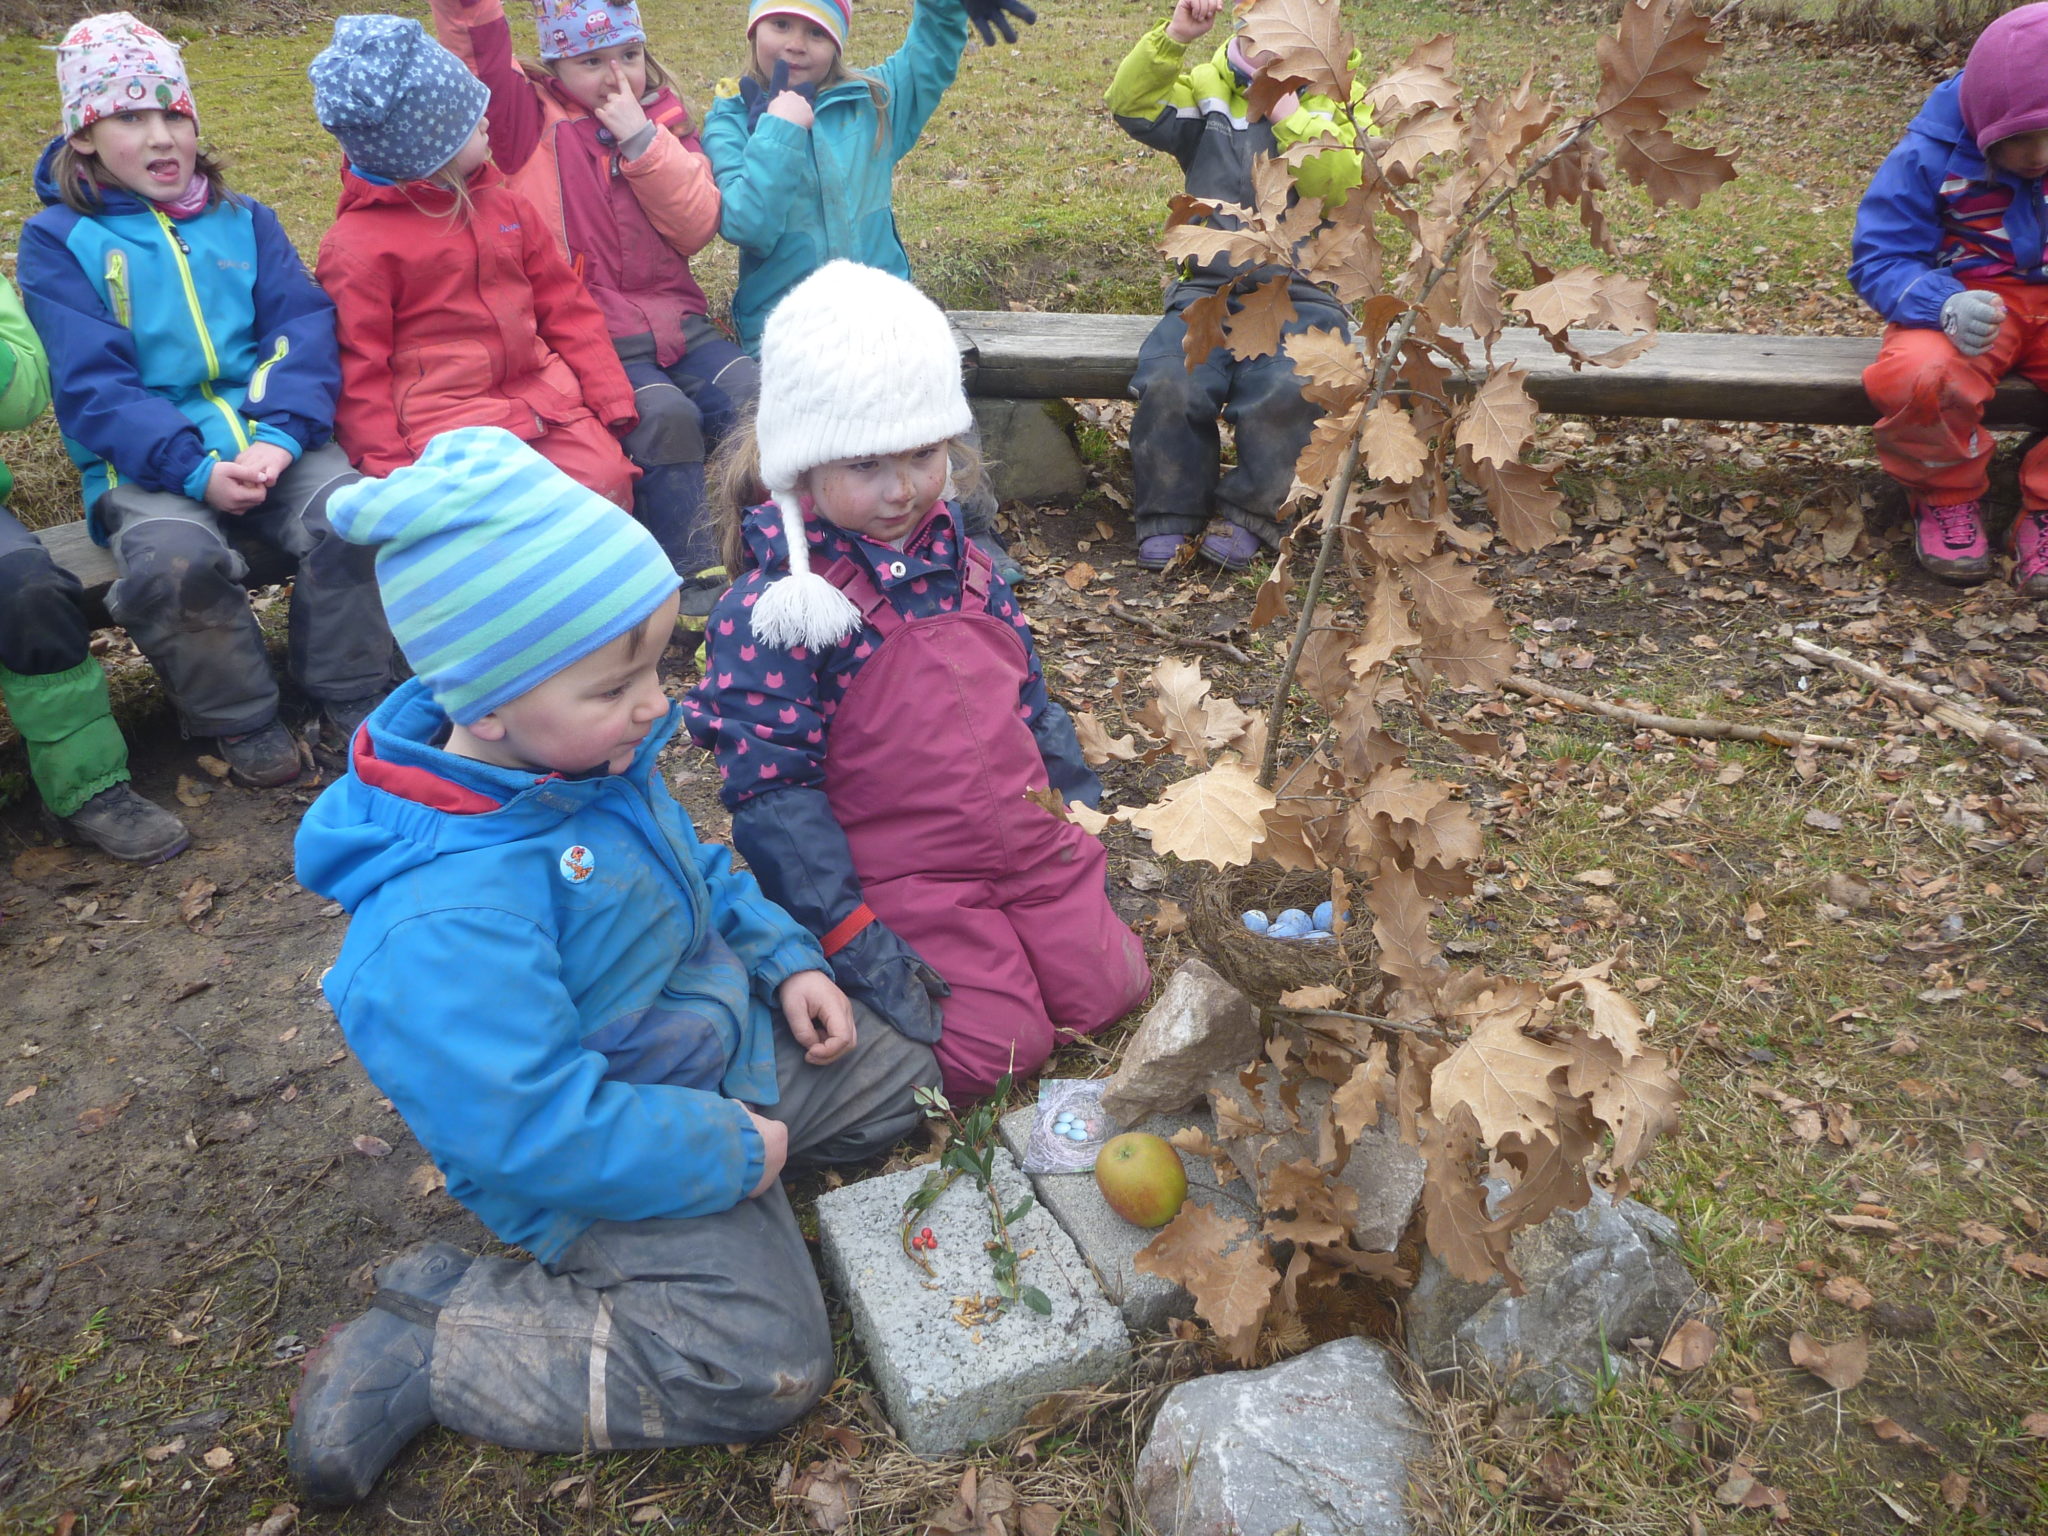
left=310, top=15, right=490, bottom=184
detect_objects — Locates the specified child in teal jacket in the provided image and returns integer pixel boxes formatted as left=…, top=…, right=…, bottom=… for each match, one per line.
left=0, top=272, right=188, bottom=861
left=702, top=0, right=973, bottom=353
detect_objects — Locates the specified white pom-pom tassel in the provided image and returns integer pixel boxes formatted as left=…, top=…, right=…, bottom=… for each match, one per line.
left=749, top=492, right=862, bottom=650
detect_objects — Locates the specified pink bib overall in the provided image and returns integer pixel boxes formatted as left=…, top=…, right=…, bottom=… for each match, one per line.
left=821, top=549, right=1151, bottom=1097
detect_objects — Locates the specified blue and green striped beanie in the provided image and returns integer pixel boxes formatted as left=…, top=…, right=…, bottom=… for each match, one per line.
left=327, top=428, right=679, bottom=724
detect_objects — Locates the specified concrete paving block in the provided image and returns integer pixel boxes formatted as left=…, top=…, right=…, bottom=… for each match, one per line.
left=815, top=1151, right=1129, bottom=1456
left=999, top=1106, right=1253, bottom=1334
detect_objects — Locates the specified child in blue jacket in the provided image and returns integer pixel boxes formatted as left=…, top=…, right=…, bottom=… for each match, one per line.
left=16, top=12, right=392, bottom=786
left=1852, top=2, right=2048, bottom=596
left=288, top=427, right=937, bottom=1506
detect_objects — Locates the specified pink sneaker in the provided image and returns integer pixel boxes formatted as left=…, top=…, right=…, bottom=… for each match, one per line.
left=1912, top=496, right=1992, bottom=585
left=2010, top=508, right=2048, bottom=598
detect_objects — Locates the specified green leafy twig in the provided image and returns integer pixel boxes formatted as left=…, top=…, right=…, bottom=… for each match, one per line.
left=899, top=1076, right=1051, bottom=1316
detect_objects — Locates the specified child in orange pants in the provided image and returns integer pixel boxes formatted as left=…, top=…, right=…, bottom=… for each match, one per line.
left=1852, top=2, right=2048, bottom=596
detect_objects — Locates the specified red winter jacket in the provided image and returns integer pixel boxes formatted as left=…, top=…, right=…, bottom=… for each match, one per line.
left=430, top=0, right=719, bottom=368
left=316, top=163, right=637, bottom=479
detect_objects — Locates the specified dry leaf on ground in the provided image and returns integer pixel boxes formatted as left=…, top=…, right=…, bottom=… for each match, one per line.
left=1788, top=1330, right=1868, bottom=1392
left=1658, top=1318, right=1719, bottom=1371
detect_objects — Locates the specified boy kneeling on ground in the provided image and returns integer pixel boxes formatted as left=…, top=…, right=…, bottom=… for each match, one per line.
left=288, top=426, right=939, bottom=1505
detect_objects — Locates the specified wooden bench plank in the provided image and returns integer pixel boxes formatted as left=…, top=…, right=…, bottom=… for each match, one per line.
left=948, top=311, right=2048, bottom=428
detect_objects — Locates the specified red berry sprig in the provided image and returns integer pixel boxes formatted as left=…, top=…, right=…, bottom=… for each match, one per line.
left=911, top=1226, right=938, bottom=1251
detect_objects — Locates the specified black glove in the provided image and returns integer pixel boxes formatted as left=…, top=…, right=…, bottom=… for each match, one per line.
left=737, top=58, right=819, bottom=132
left=731, top=787, right=950, bottom=1044
left=1029, top=700, right=1101, bottom=809
left=963, top=0, right=1036, bottom=46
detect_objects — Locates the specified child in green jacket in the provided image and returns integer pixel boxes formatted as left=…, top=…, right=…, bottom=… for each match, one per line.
left=0, top=274, right=187, bottom=862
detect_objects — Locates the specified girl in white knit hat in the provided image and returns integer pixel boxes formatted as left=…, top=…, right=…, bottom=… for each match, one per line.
left=685, top=261, right=1151, bottom=1100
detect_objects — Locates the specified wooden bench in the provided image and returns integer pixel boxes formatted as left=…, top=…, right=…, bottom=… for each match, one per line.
left=947, top=309, right=2048, bottom=426
left=34, top=314, right=2048, bottom=594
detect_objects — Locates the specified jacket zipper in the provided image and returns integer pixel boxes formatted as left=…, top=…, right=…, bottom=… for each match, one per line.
left=102, top=248, right=131, bottom=327
left=247, top=336, right=287, bottom=405
left=152, top=208, right=249, bottom=451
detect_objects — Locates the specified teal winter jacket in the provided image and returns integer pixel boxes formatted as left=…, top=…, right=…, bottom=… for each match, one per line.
left=294, top=682, right=830, bottom=1263
left=702, top=0, right=970, bottom=351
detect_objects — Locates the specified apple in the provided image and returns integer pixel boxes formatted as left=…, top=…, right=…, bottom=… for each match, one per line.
left=1094, top=1132, right=1189, bottom=1228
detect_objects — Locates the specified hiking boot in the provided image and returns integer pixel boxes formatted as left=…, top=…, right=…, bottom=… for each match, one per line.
left=289, top=1241, right=472, bottom=1507
left=217, top=721, right=302, bottom=788
left=2012, top=509, right=2048, bottom=598
left=1198, top=520, right=1264, bottom=571
left=672, top=566, right=727, bottom=661
left=1136, top=533, right=1188, bottom=570
left=970, top=534, right=1031, bottom=590
left=1911, top=496, right=1992, bottom=585
left=312, top=695, right=384, bottom=767
left=57, top=783, right=190, bottom=865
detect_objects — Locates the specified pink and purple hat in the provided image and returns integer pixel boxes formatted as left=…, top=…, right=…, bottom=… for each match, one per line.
left=746, top=0, right=851, bottom=54
left=56, top=12, right=198, bottom=136
left=529, top=0, right=646, bottom=62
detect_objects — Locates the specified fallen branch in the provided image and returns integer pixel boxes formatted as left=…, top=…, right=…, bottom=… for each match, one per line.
left=1279, top=1005, right=1450, bottom=1043
left=1790, top=637, right=2048, bottom=764
left=1107, top=601, right=1253, bottom=666
left=1503, top=675, right=1858, bottom=752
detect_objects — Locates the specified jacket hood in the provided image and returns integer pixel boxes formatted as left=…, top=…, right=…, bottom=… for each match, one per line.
left=33, top=134, right=155, bottom=214
left=294, top=677, right=684, bottom=911
left=1906, top=74, right=1970, bottom=153
left=333, top=157, right=505, bottom=214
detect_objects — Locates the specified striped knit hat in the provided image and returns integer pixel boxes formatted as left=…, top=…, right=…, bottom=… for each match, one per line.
left=747, top=0, right=849, bottom=52
left=326, top=428, right=679, bottom=724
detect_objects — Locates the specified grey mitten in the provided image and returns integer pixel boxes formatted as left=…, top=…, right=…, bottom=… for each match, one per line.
left=1940, top=289, right=2005, bottom=356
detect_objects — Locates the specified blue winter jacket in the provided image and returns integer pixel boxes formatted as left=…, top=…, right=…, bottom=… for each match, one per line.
left=701, top=0, right=969, bottom=351
left=16, top=138, right=342, bottom=538
left=295, top=681, right=829, bottom=1264
left=1851, top=74, right=2048, bottom=329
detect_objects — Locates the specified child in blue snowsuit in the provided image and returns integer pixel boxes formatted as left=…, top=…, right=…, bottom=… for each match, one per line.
left=288, top=427, right=937, bottom=1506
left=16, top=12, right=391, bottom=786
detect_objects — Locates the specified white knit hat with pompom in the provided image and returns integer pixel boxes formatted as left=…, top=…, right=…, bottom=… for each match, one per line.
left=748, top=261, right=974, bottom=649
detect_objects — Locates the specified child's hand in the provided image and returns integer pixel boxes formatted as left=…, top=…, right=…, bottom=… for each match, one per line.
left=1942, top=289, right=2006, bottom=357
left=203, top=458, right=270, bottom=514
left=594, top=58, right=651, bottom=144
left=964, top=0, right=1037, bottom=47
left=741, top=60, right=818, bottom=132
left=1166, top=0, right=1223, bottom=44
left=765, top=88, right=815, bottom=130
left=234, top=441, right=295, bottom=488
left=779, top=969, right=857, bottom=1064
left=744, top=1109, right=789, bottom=1196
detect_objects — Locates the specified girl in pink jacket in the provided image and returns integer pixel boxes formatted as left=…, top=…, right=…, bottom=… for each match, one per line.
left=432, top=0, right=744, bottom=627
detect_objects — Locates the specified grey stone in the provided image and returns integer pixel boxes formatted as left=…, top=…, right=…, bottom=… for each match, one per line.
left=998, top=1106, right=1254, bottom=1333
left=1208, top=1074, right=1424, bottom=1253
left=1101, top=958, right=1262, bottom=1123
left=1136, top=1336, right=1423, bottom=1536
left=970, top=398, right=1088, bottom=504
left=1404, top=1186, right=1699, bottom=1414
left=815, top=1149, right=1129, bottom=1456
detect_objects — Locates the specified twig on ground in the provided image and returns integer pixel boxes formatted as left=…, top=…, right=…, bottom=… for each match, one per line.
left=1503, top=675, right=1859, bottom=752
left=1106, top=602, right=1252, bottom=666
left=1280, top=1006, right=1450, bottom=1043
left=1790, top=637, right=2048, bottom=763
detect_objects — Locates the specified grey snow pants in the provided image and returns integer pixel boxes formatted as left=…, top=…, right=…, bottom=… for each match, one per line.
left=425, top=1009, right=939, bottom=1452
left=97, top=441, right=393, bottom=737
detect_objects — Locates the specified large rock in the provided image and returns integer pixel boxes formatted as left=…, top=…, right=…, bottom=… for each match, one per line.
left=1208, top=1073, right=1424, bottom=1253
left=969, top=398, right=1088, bottom=504
left=1404, top=1186, right=1699, bottom=1413
left=815, top=1150, right=1129, bottom=1455
left=1101, top=958, right=1261, bottom=1122
left=1136, top=1336, right=1423, bottom=1536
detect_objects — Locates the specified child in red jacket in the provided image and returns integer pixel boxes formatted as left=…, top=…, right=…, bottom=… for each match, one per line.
left=429, top=0, right=740, bottom=620
left=308, top=16, right=638, bottom=508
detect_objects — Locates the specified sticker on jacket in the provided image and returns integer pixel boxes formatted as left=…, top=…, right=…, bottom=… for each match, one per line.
left=559, top=844, right=596, bottom=884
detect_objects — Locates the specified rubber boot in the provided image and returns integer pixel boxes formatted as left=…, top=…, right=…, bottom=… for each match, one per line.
left=289, top=1241, right=471, bottom=1506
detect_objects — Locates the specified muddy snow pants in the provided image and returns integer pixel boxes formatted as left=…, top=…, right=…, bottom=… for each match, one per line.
left=620, top=319, right=758, bottom=578
left=96, top=443, right=394, bottom=738
left=1129, top=283, right=1351, bottom=548
left=422, top=1009, right=938, bottom=1451
left=0, top=506, right=129, bottom=817
left=1865, top=280, right=2048, bottom=508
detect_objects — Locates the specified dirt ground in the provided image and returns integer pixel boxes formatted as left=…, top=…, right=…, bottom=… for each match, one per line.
left=5, top=415, right=2048, bottom=1534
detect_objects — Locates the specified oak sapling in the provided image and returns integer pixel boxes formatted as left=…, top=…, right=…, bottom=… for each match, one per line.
left=1077, top=0, right=1727, bottom=1363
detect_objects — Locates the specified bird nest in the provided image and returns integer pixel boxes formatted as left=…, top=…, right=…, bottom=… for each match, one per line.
left=1188, top=863, right=1381, bottom=1010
